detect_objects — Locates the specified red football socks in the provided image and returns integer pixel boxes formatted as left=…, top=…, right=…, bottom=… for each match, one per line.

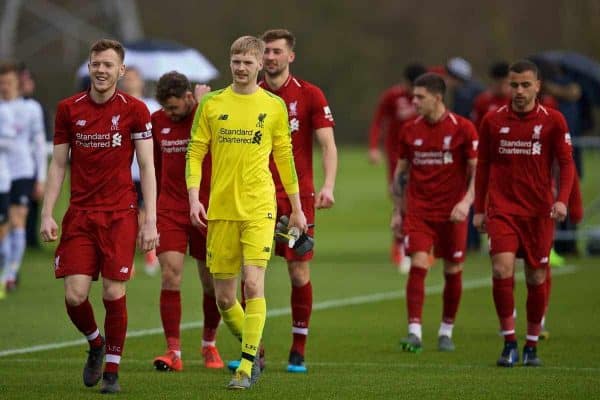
left=493, top=276, right=516, bottom=342
left=202, top=293, right=221, bottom=343
left=160, top=289, right=181, bottom=351
left=291, top=281, right=313, bottom=356
left=407, top=266, right=428, bottom=324
left=103, top=295, right=127, bottom=373
left=526, top=282, right=546, bottom=347
left=65, top=298, right=102, bottom=348
left=442, top=271, right=462, bottom=324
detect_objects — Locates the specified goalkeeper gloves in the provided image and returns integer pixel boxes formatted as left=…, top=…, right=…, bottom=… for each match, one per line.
left=274, top=215, right=314, bottom=256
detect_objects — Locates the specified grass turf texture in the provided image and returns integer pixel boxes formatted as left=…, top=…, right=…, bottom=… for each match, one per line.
left=0, top=147, right=599, bottom=399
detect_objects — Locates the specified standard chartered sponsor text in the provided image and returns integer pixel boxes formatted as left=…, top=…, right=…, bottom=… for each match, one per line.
left=161, top=138, right=189, bottom=153
left=413, top=151, right=443, bottom=165
left=218, top=127, right=256, bottom=144
left=75, top=132, right=111, bottom=148
left=499, top=139, right=533, bottom=155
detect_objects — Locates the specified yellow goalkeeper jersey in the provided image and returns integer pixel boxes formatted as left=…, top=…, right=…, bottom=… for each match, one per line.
left=186, top=85, right=298, bottom=221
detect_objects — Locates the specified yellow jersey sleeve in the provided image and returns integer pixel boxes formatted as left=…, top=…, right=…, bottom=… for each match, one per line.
left=270, top=96, right=299, bottom=195
left=186, top=92, right=217, bottom=189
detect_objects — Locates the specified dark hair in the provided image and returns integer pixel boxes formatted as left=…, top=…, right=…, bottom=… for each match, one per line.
left=0, top=61, right=19, bottom=75
left=90, top=39, right=125, bottom=62
left=404, top=63, right=427, bottom=85
left=261, top=29, right=296, bottom=50
left=156, top=71, right=191, bottom=103
left=413, top=72, right=446, bottom=96
left=489, top=61, right=509, bottom=79
left=509, top=60, right=538, bottom=78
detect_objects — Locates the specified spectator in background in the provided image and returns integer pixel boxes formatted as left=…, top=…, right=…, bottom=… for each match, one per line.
left=367, top=63, right=427, bottom=269
left=119, top=66, right=161, bottom=274
left=18, top=63, right=50, bottom=249
left=445, top=57, right=484, bottom=118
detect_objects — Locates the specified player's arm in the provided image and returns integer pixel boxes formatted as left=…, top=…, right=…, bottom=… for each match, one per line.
left=134, top=137, right=159, bottom=251
left=272, top=103, right=307, bottom=232
left=390, top=158, right=408, bottom=238
left=551, top=114, right=575, bottom=221
left=367, top=92, right=389, bottom=164
left=473, top=117, right=490, bottom=232
left=40, top=143, right=69, bottom=242
left=185, top=98, right=210, bottom=228
left=451, top=121, right=478, bottom=222
left=314, top=126, right=337, bottom=209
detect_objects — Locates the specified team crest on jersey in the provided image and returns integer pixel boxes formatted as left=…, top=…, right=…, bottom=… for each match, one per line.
left=161, top=127, right=171, bottom=135
left=288, top=101, right=298, bottom=117
left=443, top=135, right=452, bottom=150
left=111, top=114, right=121, bottom=131
left=290, top=117, right=300, bottom=133
left=256, top=113, right=267, bottom=128
left=532, top=124, right=543, bottom=140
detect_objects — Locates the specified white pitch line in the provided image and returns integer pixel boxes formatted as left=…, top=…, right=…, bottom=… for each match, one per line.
left=0, top=265, right=577, bottom=358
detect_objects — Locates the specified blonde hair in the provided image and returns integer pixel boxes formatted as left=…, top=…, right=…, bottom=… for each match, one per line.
left=230, top=36, right=265, bottom=59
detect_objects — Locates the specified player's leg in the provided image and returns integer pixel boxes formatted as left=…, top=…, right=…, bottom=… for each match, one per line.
left=153, top=250, right=185, bottom=371
left=520, top=217, right=552, bottom=366
left=492, top=252, right=518, bottom=366
left=287, top=260, right=311, bottom=372
left=97, top=208, right=137, bottom=393
left=402, top=249, right=429, bottom=352
left=436, top=220, right=467, bottom=351
left=0, top=192, right=9, bottom=299
left=197, top=260, right=224, bottom=368
left=4, top=179, right=31, bottom=291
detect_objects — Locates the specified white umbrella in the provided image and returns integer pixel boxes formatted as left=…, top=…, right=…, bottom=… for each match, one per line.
left=77, top=39, right=218, bottom=82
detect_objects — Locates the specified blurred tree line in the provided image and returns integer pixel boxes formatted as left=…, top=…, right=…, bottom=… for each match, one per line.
left=10, top=0, right=600, bottom=143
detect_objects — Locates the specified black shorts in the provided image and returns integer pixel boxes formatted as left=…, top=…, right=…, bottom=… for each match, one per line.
left=134, top=180, right=144, bottom=208
left=0, top=192, right=9, bottom=224
left=9, top=178, right=34, bottom=207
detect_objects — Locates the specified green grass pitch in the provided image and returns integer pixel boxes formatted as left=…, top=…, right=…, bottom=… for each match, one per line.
left=0, top=147, right=599, bottom=399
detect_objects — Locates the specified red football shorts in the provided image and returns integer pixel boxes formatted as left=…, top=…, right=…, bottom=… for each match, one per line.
left=487, top=214, right=554, bottom=269
left=156, top=209, right=207, bottom=261
left=55, top=208, right=138, bottom=281
left=275, top=195, right=315, bottom=262
left=403, top=214, right=468, bottom=263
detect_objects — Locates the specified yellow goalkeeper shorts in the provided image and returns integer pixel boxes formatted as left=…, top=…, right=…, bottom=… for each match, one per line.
left=206, top=218, right=275, bottom=279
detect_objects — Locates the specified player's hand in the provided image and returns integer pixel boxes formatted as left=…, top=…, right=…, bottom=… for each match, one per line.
left=390, top=209, right=403, bottom=239
left=550, top=201, right=568, bottom=222
left=190, top=199, right=207, bottom=228
left=137, top=219, right=159, bottom=252
left=194, top=84, right=211, bottom=102
left=450, top=199, right=470, bottom=222
left=40, top=215, right=58, bottom=242
left=315, top=186, right=335, bottom=209
left=368, top=148, right=382, bottom=165
left=473, top=213, right=487, bottom=233
left=33, top=181, right=45, bottom=201
left=288, top=209, right=308, bottom=233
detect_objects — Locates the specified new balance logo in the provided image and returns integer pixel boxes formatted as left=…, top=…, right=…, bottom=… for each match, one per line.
left=500, top=127, right=510, bottom=134
left=112, top=133, right=122, bottom=147
left=218, top=114, right=229, bottom=120
left=540, top=257, right=549, bottom=264
left=565, top=133, right=572, bottom=145
left=414, top=139, right=423, bottom=146
left=263, top=247, right=271, bottom=253
left=119, top=266, right=129, bottom=274
left=76, top=119, right=87, bottom=127
left=161, top=127, right=171, bottom=134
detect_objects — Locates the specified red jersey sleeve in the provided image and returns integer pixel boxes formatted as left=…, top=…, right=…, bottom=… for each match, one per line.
left=474, top=115, right=491, bottom=213
left=54, top=101, right=71, bottom=145
left=309, top=85, right=335, bottom=130
left=553, top=112, right=575, bottom=204
left=131, top=101, right=152, bottom=140
left=396, top=125, right=409, bottom=160
left=368, top=91, right=391, bottom=149
left=462, top=119, right=479, bottom=160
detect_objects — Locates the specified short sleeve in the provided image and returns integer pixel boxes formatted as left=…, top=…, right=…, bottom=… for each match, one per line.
left=131, top=101, right=152, bottom=140
left=309, top=85, right=335, bottom=129
left=54, top=101, right=71, bottom=145
left=462, top=119, right=479, bottom=159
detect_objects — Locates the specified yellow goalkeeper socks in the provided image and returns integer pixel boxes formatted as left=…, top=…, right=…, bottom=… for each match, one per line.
left=239, top=297, right=266, bottom=377
left=219, top=301, right=244, bottom=342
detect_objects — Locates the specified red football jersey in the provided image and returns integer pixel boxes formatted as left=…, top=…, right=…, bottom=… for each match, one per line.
left=474, top=104, right=575, bottom=217
left=152, top=105, right=211, bottom=212
left=398, top=112, right=478, bottom=221
left=368, top=84, right=416, bottom=156
left=260, top=75, right=335, bottom=197
left=471, top=91, right=509, bottom=129
left=54, top=90, right=152, bottom=210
